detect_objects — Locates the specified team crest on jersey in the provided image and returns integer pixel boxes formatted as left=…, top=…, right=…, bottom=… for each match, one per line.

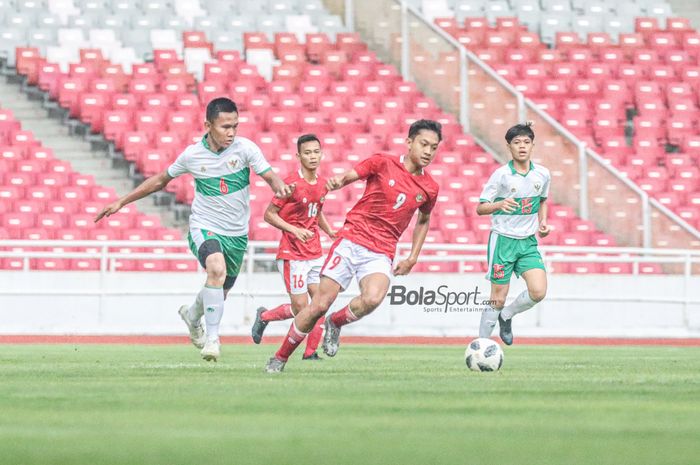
left=416, top=194, right=424, bottom=202
left=320, top=196, right=325, bottom=203
left=201, top=166, right=207, bottom=173
left=302, top=197, right=308, bottom=203
left=227, top=158, right=239, bottom=170
left=389, top=179, right=396, bottom=187
left=534, top=182, right=541, bottom=191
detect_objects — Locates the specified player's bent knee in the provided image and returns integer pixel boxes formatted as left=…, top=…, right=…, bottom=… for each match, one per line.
left=530, top=288, right=546, bottom=302
left=205, top=258, right=226, bottom=283
left=492, top=298, right=506, bottom=309
left=307, top=297, right=330, bottom=318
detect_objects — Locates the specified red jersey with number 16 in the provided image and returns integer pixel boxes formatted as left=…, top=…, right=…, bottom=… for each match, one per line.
left=338, top=153, right=439, bottom=260
left=271, top=172, right=328, bottom=261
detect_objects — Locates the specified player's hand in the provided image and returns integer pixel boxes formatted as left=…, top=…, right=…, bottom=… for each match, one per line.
left=293, top=227, right=314, bottom=242
left=393, top=258, right=417, bottom=276
left=538, top=222, right=551, bottom=238
left=327, top=229, right=338, bottom=240
left=499, top=198, right=519, bottom=214
left=275, top=183, right=295, bottom=199
left=94, top=200, right=123, bottom=223
left=326, top=175, right=344, bottom=191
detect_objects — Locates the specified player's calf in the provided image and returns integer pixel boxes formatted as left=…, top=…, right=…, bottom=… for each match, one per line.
left=356, top=293, right=385, bottom=317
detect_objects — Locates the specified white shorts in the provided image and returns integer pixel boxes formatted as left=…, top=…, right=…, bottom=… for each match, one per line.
left=276, top=257, right=324, bottom=295
left=321, top=238, right=393, bottom=291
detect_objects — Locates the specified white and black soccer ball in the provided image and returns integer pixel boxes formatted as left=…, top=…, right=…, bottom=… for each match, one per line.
left=465, top=338, right=504, bottom=372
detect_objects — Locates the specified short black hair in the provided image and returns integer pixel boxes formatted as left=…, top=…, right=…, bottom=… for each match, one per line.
left=206, top=97, right=238, bottom=122
left=408, top=119, right=442, bottom=142
left=505, top=123, right=535, bottom=144
left=296, top=133, right=321, bottom=153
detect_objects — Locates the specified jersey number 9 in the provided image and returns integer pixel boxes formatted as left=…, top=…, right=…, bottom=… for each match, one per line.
left=393, top=193, right=406, bottom=210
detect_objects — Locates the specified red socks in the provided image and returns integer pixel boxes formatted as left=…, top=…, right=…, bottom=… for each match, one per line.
left=275, top=322, right=308, bottom=362
left=304, top=316, right=325, bottom=357
left=329, top=305, right=359, bottom=328
left=262, top=303, right=293, bottom=322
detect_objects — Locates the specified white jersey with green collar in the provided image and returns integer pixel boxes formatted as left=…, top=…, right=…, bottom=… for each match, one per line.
left=167, top=135, right=271, bottom=236
left=479, top=160, right=551, bottom=239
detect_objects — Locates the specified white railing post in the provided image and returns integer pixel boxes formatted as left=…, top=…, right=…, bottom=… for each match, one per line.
left=99, top=244, right=108, bottom=317
left=683, top=254, right=691, bottom=328
left=459, top=47, right=469, bottom=131
left=400, top=0, right=410, bottom=81
left=578, top=142, right=588, bottom=221
left=345, top=0, right=354, bottom=31
left=517, top=92, right=526, bottom=123
left=642, top=193, right=652, bottom=249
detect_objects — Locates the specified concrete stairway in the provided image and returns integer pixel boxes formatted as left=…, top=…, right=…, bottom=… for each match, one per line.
left=0, top=74, right=187, bottom=232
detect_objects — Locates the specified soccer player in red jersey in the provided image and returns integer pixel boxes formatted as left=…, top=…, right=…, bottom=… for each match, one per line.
left=251, top=134, right=336, bottom=360
left=265, top=120, right=442, bottom=373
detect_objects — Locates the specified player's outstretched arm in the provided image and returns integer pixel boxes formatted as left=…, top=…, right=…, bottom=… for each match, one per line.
left=538, top=198, right=551, bottom=237
left=264, top=203, right=313, bottom=242
left=476, top=198, right=518, bottom=216
left=326, top=169, right=360, bottom=191
left=260, top=169, right=294, bottom=198
left=393, top=211, right=431, bottom=276
left=94, top=170, right=173, bottom=223
left=318, top=211, right=337, bottom=239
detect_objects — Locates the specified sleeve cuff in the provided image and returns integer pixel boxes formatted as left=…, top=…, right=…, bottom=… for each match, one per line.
left=256, top=166, right=272, bottom=176
left=478, top=198, right=491, bottom=203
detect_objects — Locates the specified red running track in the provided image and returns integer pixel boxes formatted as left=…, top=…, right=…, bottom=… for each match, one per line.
left=1, top=335, right=699, bottom=346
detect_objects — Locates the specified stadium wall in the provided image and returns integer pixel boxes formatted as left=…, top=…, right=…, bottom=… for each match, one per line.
left=1, top=272, right=699, bottom=338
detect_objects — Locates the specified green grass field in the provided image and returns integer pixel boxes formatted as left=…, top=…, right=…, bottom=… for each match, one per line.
left=0, top=343, right=699, bottom=465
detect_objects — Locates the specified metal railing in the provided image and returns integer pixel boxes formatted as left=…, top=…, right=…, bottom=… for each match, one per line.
left=2, top=240, right=700, bottom=274
left=328, top=0, right=700, bottom=250
left=3, top=240, right=700, bottom=326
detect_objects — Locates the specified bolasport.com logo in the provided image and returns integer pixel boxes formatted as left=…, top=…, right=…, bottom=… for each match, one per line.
left=387, top=285, right=495, bottom=313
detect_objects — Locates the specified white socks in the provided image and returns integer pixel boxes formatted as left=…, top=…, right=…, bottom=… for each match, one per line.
left=187, top=289, right=204, bottom=326
left=479, top=306, right=500, bottom=338
left=202, top=285, right=225, bottom=342
left=500, top=290, right=537, bottom=321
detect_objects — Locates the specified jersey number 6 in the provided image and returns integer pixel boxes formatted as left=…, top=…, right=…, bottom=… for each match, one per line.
left=219, top=178, right=229, bottom=194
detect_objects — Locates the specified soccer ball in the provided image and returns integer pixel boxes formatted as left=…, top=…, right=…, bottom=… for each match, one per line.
left=465, top=338, right=504, bottom=372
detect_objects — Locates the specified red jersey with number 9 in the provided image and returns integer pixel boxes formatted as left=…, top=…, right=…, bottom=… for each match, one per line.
left=271, top=172, right=328, bottom=260
left=339, top=153, right=439, bottom=260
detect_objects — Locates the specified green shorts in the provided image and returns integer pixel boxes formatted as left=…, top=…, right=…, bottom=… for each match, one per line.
left=486, top=232, right=546, bottom=284
left=187, top=227, right=247, bottom=277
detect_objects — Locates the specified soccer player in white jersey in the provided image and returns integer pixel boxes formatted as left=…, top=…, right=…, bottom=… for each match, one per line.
left=476, top=123, right=551, bottom=345
left=94, top=98, right=293, bottom=361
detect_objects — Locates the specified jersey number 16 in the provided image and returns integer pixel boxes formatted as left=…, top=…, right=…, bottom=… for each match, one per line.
left=307, top=202, right=318, bottom=217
